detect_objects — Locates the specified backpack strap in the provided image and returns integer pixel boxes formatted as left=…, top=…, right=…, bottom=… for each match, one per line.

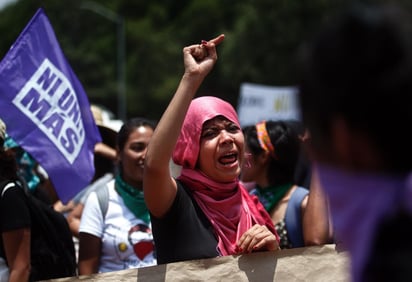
left=0, top=182, right=17, bottom=198
left=75, top=172, right=113, bottom=205
left=95, top=184, right=109, bottom=220
left=285, top=186, right=309, bottom=248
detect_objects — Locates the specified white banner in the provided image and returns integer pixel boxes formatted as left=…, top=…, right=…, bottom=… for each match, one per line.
left=237, top=82, right=300, bottom=127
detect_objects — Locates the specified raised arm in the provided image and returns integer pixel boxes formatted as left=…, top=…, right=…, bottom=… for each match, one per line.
left=144, top=34, right=225, bottom=218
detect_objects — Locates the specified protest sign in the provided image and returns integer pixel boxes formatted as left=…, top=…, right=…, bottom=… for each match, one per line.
left=0, top=8, right=101, bottom=203
left=237, top=82, right=300, bottom=127
left=50, top=244, right=349, bottom=282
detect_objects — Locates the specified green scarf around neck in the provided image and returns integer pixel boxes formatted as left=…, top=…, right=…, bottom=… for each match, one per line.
left=253, top=183, right=293, bottom=213
left=114, top=174, right=150, bottom=225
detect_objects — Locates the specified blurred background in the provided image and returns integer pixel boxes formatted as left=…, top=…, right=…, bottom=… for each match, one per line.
left=0, top=0, right=410, bottom=122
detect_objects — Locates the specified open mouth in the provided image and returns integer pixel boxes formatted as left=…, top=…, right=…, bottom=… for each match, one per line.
left=218, top=152, right=238, bottom=166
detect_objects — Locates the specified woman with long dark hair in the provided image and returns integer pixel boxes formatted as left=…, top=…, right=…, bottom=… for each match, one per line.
left=79, top=117, right=157, bottom=274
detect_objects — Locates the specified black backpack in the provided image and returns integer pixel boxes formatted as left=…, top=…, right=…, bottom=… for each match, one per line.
left=0, top=180, right=77, bottom=281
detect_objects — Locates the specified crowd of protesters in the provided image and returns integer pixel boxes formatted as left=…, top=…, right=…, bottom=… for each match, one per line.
left=1, top=2, right=411, bottom=281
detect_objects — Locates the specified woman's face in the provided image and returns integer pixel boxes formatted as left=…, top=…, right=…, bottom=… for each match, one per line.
left=118, top=125, right=153, bottom=188
left=240, top=144, right=259, bottom=183
left=198, top=116, right=244, bottom=182
left=240, top=143, right=269, bottom=187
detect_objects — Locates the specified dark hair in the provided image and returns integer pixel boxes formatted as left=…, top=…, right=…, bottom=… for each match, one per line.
left=117, top=117, right=157, bottom=152
left=243, top=120, right=301, bottom=186
left=0, top=149, right=19, bottom=182
left=298, top=4, right=412, bottom=173
left=284, top=120, right=306, bottom=138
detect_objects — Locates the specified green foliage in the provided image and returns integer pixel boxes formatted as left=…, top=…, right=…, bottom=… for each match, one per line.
left=0, top=0, right=411, bottom=121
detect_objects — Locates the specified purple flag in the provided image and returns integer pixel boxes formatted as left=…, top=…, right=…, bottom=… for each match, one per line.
left=0, top=8, right=101, bottom=203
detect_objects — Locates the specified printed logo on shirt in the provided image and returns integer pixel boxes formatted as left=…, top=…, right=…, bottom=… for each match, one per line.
left=128, top=224, right=154, bottom=260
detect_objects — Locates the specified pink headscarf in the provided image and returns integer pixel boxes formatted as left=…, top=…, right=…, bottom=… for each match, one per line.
left=173, top=96, right=277, bottom=256
left=173, top=96, right=239, bottom=168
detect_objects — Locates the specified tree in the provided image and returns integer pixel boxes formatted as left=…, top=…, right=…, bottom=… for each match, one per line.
left=0, top=0, right=410, bottom=121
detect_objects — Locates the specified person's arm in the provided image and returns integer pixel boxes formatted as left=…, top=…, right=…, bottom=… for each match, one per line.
left=94, top=143, right=116, bottom=161
left=302, top=165, right=333, bottom=245
left=78, top=189, right=106, bottom=275
left=66, top=203, right=84, bottom=238
left=144, top=34, right=225, bottom=218
left=3, top=228, right=31, bottom=282
left=78, top=232, right=101, bottom=275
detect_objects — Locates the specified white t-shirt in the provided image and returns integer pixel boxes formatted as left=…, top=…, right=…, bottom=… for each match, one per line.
left=79, top=179, right=156, bottom=273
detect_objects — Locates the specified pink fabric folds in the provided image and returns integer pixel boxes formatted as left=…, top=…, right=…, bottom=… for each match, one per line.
left=179, top=168, right=276, bottom=256
left=172, top=96, right=239, bottom=169
left=173, top=96, right=277, bottom=256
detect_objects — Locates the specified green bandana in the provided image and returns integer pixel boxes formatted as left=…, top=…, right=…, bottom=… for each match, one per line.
left=114, top=174, right=150, bottom=225
left=253, top=183, right=293, bottom=213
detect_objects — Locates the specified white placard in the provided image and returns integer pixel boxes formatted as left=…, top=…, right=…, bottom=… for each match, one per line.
left=237, top=82, right=301, bottom=127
